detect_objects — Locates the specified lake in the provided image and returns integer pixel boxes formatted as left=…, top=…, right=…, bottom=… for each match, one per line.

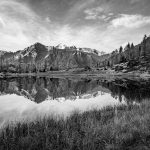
left=0, top=77, right=150, bottom=128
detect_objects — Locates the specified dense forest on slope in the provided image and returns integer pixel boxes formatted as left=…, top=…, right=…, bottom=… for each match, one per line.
left=101, top=35, right=150, bottom=72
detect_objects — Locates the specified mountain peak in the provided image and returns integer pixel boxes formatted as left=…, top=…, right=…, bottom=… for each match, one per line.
left=56, top=43, right=67, bottom=49
left=34, top=42, right=43, bottom=46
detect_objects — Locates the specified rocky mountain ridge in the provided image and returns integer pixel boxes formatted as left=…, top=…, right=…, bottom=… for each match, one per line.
left=0, top=34, right=150, bottom=73
left=0, top=43, right=109, bottom=73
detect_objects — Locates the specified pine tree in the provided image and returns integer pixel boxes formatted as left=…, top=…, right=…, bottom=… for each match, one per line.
left=0, top=55, right=3, bottom=72
left=18, top=55, right=22, bottom=73
left=131, top=43, right=134, bottom=49
left=115, top=49, right=118, bottom=53
left=44, top=61, right=47, bottom=72
left=107, top=61, right=110, bottom=67
left=127, top=43, right=130, bottom=49
left=119, top=46, right=123, bottom=53
left=143, top=34, right=147, bottom=42
left=139, top=46, right=141, bottom=57
left=141, top=34, right=147, bottom=59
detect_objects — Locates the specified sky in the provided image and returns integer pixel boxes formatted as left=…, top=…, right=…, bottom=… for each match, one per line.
left=0, top=0, right=150, bottom=53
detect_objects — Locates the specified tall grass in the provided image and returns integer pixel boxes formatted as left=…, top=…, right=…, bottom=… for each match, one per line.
left=0, top=102, right=150, bottom=150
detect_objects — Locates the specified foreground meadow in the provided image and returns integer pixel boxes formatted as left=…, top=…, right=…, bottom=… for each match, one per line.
left=0, top=101, right=150, bottom=150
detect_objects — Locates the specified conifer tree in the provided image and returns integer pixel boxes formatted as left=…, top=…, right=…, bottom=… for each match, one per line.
left=131, top=43, right=134, bottom=49
left=119, top=46, right=123, bottom=53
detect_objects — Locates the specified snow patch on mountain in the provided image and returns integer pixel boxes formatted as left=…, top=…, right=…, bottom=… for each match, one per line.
left=78, top=48, right=105, bottom=56
left=31, top=51, right=37, bottom=58
left=47, top=46, right=53, bottom=51
left=56, top=43, right=67, bottom=49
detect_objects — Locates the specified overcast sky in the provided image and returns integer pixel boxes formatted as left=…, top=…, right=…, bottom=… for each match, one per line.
left=0, top=0, right=150, bottom=52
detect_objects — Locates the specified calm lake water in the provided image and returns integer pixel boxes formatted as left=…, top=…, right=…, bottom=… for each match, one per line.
left=0, top=77, right=150, bottom=127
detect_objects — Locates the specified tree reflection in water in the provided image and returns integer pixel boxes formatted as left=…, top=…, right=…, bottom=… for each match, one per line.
left=0, top=77, right=150, bottom=104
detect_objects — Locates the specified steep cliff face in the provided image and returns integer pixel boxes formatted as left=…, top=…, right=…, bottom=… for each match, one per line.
left=0, top=43, right=108, bottom=73
left=45, top=49, right=104, bottom=70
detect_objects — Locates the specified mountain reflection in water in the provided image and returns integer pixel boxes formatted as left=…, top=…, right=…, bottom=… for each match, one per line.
left=0, top=77, right=150, bottom=127
left=0, top=77, right=150, bottom=103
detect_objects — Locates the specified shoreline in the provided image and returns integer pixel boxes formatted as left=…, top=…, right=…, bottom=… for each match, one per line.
left=0, top=70, right=150, bottom=79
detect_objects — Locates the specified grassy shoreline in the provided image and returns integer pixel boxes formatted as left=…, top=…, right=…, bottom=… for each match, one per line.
left=0, top=101, right=150, bottom=150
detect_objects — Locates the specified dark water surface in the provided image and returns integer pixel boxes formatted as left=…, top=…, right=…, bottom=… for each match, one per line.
left=0, top=77, right=150, bottom=127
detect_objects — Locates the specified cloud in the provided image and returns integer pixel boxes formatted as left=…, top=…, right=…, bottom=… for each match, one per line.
left=84, top=7, right=104, bottom=20
left=64, top=0, right=95, bottom=22
left=130, top=0, right=141, bottom=4
left=84, top=6, right=113, bottom=21
left=111, top=14, right=150, bottom=28
left=45, top=17, right=51, bottom=23
left=0, top=0, right=37, bottom=22
left=0, top=0, right=53, bottom=51
left=0, top=0, right=150, bottom=54
left=49, top=24, right=129, bottom=52
left=0, top=16, right=5, bottom=27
